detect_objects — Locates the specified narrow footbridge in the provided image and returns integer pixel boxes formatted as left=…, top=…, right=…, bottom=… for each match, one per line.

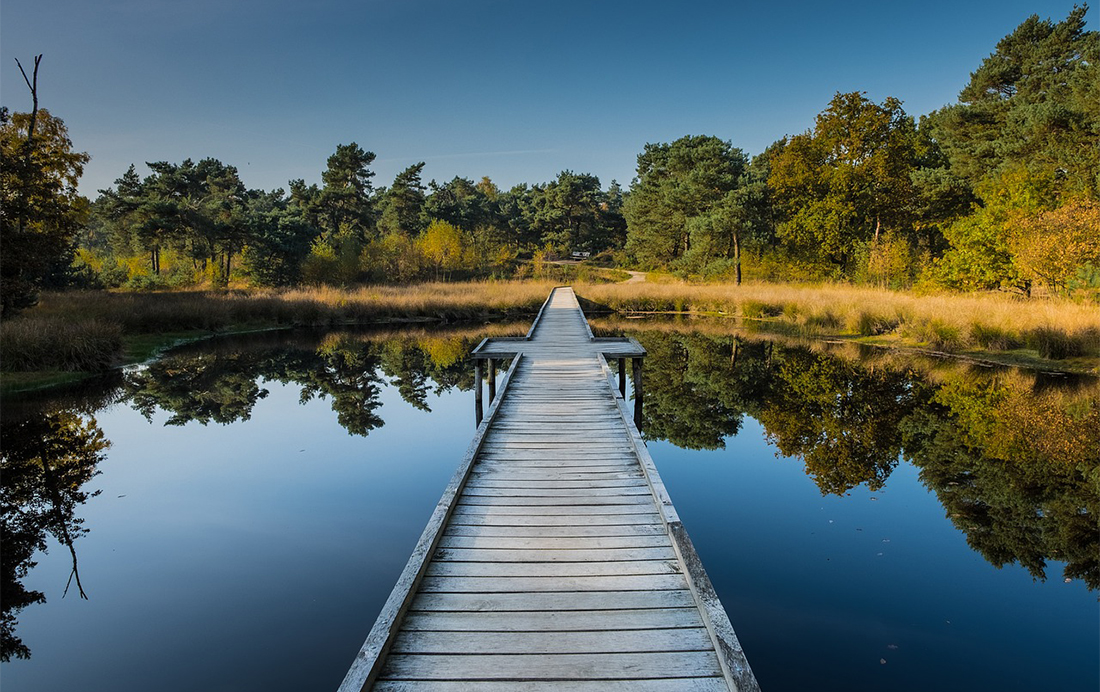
left=339, top=287, right=760, bottom=692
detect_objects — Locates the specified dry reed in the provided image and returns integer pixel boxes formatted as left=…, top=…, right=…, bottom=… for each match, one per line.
left=3, top=279, right=1097, bottom=375
left=576, top=280, right=1100, bottom=361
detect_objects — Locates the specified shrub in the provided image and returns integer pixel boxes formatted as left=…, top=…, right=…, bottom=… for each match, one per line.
left=742, top=300, right=783, bottom=318
left=969, top=323, right=1022, bottom=351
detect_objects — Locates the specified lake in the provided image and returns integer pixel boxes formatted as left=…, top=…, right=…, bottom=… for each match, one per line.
left=1, top=320, right=1096, bottom=691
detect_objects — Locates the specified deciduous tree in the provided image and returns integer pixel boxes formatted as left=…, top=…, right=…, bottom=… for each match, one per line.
left=1, top=97, right=90, bottom=317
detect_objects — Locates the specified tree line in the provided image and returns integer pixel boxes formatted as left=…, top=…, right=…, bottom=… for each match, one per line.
left=2, top=7, right=1097, bottom=318
left=625, top=7, right=1099, bottom=292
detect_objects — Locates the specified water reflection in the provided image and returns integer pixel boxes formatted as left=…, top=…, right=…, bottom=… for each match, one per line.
left=0, top=323, right=522, bottom=661
left=123, top=329, right=498, bottom=434
left=1, top=321, right=1096, bottom=668
left=1, top=412, right=108, bottom=661
left=602, top=324, right=1100, bottom=590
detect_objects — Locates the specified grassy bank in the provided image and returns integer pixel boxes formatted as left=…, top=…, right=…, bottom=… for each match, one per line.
left=0, top=282, right=555, bottom=392
left=2, top=279, right=1097, bottom=392
left=579, top=282, right=1100, bottom=372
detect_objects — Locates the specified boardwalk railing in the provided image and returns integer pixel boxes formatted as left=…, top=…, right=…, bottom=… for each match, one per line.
left=338, top=287, right=760, bottom=692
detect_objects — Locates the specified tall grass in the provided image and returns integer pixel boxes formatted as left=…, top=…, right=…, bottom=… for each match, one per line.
left=577, top=281, right=1100, bottom=361
left=1, top=282, right=555, bottom=373
left=0, top=317, right=123, bottom=371
left=26, top=281, right=557, bottom=332
left=3, top=279, right=1098, bottom=375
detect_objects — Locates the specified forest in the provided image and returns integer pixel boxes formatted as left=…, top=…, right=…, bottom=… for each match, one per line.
left=1, top=8, right=1098, bottom=314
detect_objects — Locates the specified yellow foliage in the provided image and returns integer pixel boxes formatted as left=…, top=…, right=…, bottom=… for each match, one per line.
left=1011, top=200, right=1100, bottom=294
left=418, top=221, right=465, bottom=279
left=420, top=336, right=466, bottom=368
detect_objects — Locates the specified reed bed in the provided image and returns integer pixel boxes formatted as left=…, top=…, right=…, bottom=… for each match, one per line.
left=1, top=282, right=553, bottom=373
left=576, top=281, right=1100, bottom=361
left=23, top=281, right=556, bottom=332
left=0, top=317, right=123, bottom=371
left=3, top=279, right=1097, bottom=375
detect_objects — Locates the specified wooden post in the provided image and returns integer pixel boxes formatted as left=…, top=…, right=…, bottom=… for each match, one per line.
left=487, top=358, right=496, bottom=403
left=474, top=359, right=483, bottom=426
left=618, top=358, right=627, bottom=398
left=632, top=357, right=644, bottom=431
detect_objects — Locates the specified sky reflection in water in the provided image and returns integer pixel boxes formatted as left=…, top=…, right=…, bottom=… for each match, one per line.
left=1, top=324, right=1096, bottom=691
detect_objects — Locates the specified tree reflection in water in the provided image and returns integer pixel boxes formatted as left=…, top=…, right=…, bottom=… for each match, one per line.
left=623, top=328, right=1099, bottom=590
left=2, top=323, right=1096, bottom=662
left=0, top=325, right=511, bottom=661
left=0, top=412, right=108, bottom=661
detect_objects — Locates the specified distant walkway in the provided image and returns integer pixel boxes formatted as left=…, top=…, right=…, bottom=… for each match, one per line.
left=623, top=270, right=647, bottom=283
left=339, top=287, right=759, bottom=692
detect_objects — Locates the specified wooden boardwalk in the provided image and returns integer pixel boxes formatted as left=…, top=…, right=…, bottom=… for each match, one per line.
left=339, top=288, right=759, bottom=692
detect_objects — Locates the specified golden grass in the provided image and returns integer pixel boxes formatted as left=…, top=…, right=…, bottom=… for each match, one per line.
left=3, top=278, right=1097, bottom=376
left=575, top=280, right=1100, bottom=362
left=1, top=282, right=556, bottom=373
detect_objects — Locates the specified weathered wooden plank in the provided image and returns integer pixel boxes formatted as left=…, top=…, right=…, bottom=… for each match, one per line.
left=436, top=534, right=671, bottom=551
left=410, top=589, right=697, bottom=613
left=451, top=504, right=659, bottom=516
left=474, top=458, right=639, bottom=467
left=458, top=494, right=654, bottom=507
left=443, top=524, right=665, bottom=539
left=418, top=574, right=690, bottom=594
left=379, top=651, right=722, bottom=679
left=480, top=443, right=636, bottom=451
left=462, top=484, right=650, bottom=495
left=399, top=607, right=707, bottom=633
left=464, top=478, right=648, bottom=490
left=424, top=559, right=681, bottom=578
left=373, top=679, right=729, bottom=692
left=468, top=470, right=645, bottom=481
left=447, top=512, right=663, bottom=527
left=433, top=546, right=677, bottom=562
left=390, top=626, right=713, bottom=654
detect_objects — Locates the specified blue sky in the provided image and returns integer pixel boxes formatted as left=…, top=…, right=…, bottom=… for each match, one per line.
left=1, top=0, right=1086, bottom=196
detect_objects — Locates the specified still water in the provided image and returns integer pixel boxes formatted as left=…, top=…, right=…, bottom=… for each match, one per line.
left=1, top=322, right=1096, bottom=691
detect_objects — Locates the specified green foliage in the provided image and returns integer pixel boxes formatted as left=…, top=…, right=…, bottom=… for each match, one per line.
left=240, top=189, right=315, bottom=287
left=768, top=92, right=934, bottom=272
left=423, top=176, right=498, bottom=232
left=935, top=167, right=1061, bottom=292
left=378, top=163, right=427, bottom=237
left=624, top=135, right=747, bottom=270
left=0, top=108, right=90, bottom=318
left=317, top=143, right=377, bottom=243
left=930, top=6, right=1099, bottom=194
left=527, top=171, right=624, bottom=252
left=300, top=233, right=363, bottom=286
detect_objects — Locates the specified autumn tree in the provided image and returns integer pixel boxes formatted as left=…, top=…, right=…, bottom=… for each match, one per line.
left=1011, top=200, right=1100, bottom=294
left=0, top=58, right=90, bottom=317
left=418, top=220, right=466, bottom=280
